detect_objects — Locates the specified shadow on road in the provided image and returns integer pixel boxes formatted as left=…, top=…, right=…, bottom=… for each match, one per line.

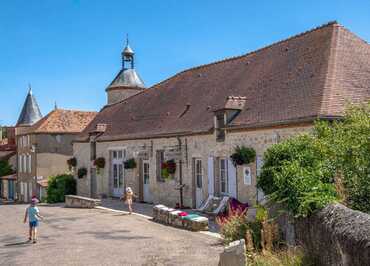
left=3, top=240, right=31, bottom=247
left=78, top=230, right=152, bottom=241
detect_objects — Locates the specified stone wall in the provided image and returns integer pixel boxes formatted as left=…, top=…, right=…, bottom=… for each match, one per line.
left=295, top=204, right=370, bottom=266
left=73, top=124, right=312, bottom=207
left=36, top=153, right=70, bottom=178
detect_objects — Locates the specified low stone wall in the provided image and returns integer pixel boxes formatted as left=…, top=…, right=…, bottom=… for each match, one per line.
left=218, top=239, right=246, bottom=266
left=65, top=195, right=101, bottom=209
left=295, top=203, right=370, bottom=266
left=153, top=205, right=209, bottom=231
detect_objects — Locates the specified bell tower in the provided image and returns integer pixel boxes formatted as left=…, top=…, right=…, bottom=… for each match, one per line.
left=106, top=36, right=146, bottom=105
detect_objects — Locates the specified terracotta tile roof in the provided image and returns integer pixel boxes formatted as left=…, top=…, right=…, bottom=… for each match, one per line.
left=28, top=109, right=97, bottom=134
left=78, top=22, right=370, bottom=142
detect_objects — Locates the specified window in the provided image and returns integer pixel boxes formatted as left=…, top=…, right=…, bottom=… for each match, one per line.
left=143, top=162, right=150, bottom=184
left=195, top=159, right=203, bottom=188
left=220, top=158, right=228, bottom=194
left=216, top=113, right=226, bottom=142
left=27, top=154, right=32, bottom=173
left=20, top=155, right=26, bottom=174
left=156, top=150, right=165, bottom=182
left=118, top=164, right=123, bottom=187
left=113, top=164, right=118, bottom=188
left=111, top=149, right=125, bottom=190
left=18, top=155, right=22, bottom=173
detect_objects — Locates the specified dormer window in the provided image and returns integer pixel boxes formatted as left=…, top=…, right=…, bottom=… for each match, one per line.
left=214, top=96, right=247, bottom=142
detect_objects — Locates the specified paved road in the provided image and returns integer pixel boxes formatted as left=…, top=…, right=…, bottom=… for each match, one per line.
left=0, top=204, right=223, bottom=266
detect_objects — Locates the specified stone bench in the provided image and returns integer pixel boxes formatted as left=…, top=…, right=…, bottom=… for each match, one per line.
left=65, top=195, right=101, bottom=209
left=153, top=205, right=209, bottom=231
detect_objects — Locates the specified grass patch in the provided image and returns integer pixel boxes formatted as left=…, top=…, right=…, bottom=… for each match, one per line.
left=248, top=248, right=313, bottom=266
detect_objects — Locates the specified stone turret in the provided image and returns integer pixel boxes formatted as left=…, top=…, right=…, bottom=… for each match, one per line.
left=106, top=37, right=145, bottom=105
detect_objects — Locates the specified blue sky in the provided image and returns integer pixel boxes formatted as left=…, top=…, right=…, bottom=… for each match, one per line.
left=1, top=0, right=370, bottom=125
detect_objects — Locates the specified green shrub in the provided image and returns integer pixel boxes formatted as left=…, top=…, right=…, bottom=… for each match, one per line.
left=257, top=135, right=338, bottom=217
left=258, top=102, right=370, bottom=215
left=314, top=103, right=370, bottom=213
left=46, top=174, right=76, bottom=203
left=0, top=160, right=14, bottom=177
left=230, top=145, right=256, bottom=166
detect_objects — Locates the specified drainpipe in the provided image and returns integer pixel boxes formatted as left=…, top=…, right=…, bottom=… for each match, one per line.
left=177, top=137, right=184, bottom=208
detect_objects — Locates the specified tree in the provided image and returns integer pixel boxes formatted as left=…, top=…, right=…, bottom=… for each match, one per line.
left=0, top=160, right=14, bottom=177
left=258, top=102, right=370, bottom=215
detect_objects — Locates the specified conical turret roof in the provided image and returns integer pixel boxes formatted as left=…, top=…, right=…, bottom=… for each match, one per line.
left=17, top=88, right=43, bottom=126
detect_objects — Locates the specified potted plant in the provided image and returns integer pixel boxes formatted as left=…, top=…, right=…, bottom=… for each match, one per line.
left=124, top=158, right=137, bottom=169
left=230, top=145, right=256, bottom=166
left=161, top=159, right=176, bottom=180
left=77, top=167, right=87, bottom=179
left=94, top=157, right=106, bottom=174
left=67, top=157, right=77, bottom=171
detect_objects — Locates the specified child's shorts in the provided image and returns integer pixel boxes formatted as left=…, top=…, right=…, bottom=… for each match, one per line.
left=29, top=221, right=38, bottom=228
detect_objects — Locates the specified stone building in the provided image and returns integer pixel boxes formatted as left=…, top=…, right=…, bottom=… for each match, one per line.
left=0, top=127, right=16, bottom=201
left=73, top=22, right=370, bottom=208
left=16, top=89, right=97, bottom=202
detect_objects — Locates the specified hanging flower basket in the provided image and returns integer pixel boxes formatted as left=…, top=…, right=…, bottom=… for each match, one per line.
left=161, top=159, right=176, bottom=180
left=124, top=158, right=137, bottom=169
left=94, top=157, right=106, bottom=169
left=94, top=157, right=106, bottom=174
left=67, top=157, right=77, bottom=171
left=230, top=145, right=256, bottom=166
left=77, top=167, right=87, bottom=179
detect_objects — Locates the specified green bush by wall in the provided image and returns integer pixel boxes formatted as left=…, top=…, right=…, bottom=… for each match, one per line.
left=46, top=174, right=76, bottom=203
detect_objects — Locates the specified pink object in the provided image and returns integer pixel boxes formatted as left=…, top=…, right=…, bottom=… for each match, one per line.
left=178, top=212, right=188, bottom=217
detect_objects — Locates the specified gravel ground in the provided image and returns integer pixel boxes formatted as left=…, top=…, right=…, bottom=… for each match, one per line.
left=0, top=204, right=223, bottom=266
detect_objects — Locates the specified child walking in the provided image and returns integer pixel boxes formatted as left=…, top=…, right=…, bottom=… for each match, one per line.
left=24, top=198, right=43, bottom=243
left=121, top=187, right=137, bottom=214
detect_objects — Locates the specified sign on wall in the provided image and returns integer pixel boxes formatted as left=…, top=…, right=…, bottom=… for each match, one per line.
left=243, top=166, right=252, bottom=185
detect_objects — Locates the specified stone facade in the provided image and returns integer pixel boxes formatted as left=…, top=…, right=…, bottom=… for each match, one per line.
left=74, top=124, right=312, bottom=207
left=16, top=132, right=77, bottom=202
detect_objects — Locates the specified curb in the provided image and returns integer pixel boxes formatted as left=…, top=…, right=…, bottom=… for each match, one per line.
left=95, top=206, right=153, bottom=220
left=95, top=206, right=222, bottom=239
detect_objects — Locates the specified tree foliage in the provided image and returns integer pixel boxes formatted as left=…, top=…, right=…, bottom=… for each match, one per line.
left=258, top=103, right=370, bottom=216
left=46, top=174, right=76, bottom=203
left=314, top=103, right=370, bottom=212
left=0, top=160, right=14, bottom=177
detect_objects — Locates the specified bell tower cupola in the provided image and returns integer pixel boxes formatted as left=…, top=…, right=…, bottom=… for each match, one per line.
left=106, top=35, right=146, bottom=105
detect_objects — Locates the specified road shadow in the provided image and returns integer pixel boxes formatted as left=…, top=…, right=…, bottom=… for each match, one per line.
left=78, top=230, right=152, bottom=241
left=3, top=240, right=31, bottom=247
